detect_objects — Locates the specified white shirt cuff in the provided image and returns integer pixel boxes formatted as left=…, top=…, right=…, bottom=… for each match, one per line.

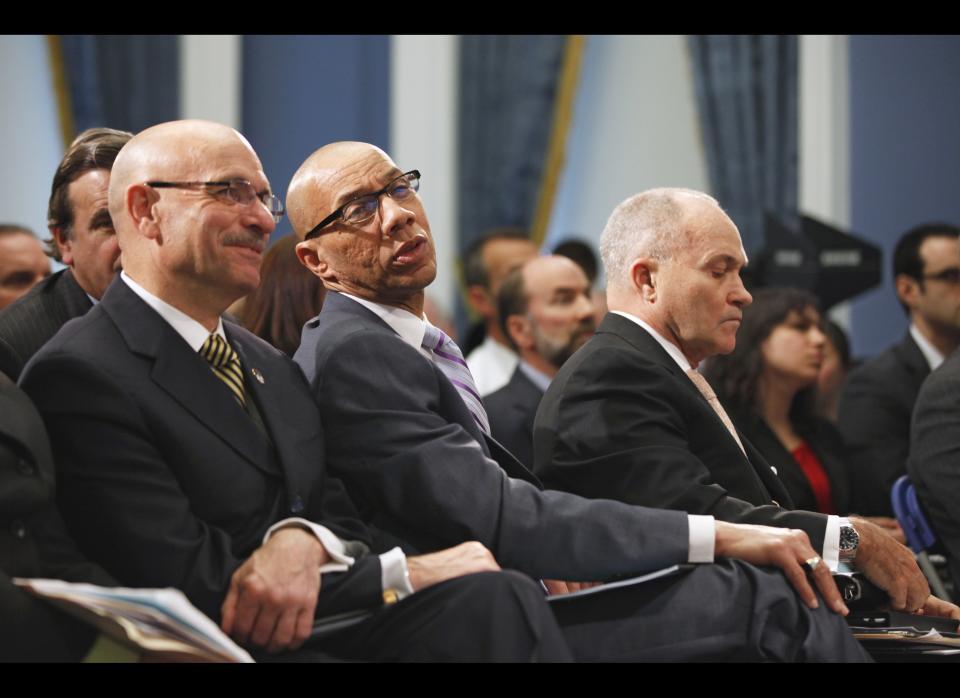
left=687, top=514, right=715, bottom=563
left=822, top=515, right=843, bottom=572
left=379, top=546, right=414, bottom=600
left=263, top=517, right=354, bottom=573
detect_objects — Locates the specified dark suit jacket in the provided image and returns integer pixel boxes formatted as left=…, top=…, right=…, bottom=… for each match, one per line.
left=908, top=349, right=960, bottom=590
left=0, top=268, right=93, bottom=380
left=484, top=365, right=545, bottom=471
left=293, top=292, right=691, bottom=582
left=1, top=371, right=115, bottom=661
left=730, top=412, right=852, bottom=515
left=20, top=279, right=383, bottom=623
left=838, top=332, right=930, bottom=516
left=533, top=313, right=828, bottom=550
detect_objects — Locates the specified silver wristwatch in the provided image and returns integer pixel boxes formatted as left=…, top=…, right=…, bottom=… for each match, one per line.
left=839, top=522, right=860, bottom=562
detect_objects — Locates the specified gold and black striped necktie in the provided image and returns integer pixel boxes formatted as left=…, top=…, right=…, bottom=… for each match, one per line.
left=199, top=334, right=246, bottom=408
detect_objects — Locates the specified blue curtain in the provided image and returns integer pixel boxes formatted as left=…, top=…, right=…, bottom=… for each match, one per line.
left=456, top=35, right=568, bottom=333
left=688, top=35, right=799, bottom=254
left=60, top=35, right=180, bottom=136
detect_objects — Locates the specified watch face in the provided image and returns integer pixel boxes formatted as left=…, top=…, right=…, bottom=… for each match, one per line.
left=840, top=525, right=860, bottom=551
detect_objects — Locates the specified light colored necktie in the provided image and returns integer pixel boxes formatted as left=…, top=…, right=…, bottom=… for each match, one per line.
left=421, top=324, right=491, bottom=434
left=685, top=368, right=746, bottom=457
left=199, top=334, right=246, bottom=409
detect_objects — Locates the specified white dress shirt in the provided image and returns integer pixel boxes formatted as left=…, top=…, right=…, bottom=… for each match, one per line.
left=345, top=293, right=716, bottom=563
left=611, top=310, right=841, bottom=569
left=466, top=335, right=519, bottom=396
left=911, top=323, right=946, bottom=371
left=120, top=273, right=413, bottom=598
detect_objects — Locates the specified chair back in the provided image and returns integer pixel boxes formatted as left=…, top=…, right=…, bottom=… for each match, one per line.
left=891, top=475, right=938, bottom=553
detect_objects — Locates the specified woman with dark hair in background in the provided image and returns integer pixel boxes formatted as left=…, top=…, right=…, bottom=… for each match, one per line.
left=702, top=287, right=904, bottom=540
left=241, top=234, right=326, bottom=357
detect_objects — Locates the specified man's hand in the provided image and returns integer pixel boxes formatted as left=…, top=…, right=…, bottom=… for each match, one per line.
left=221, top=527, right=329, bottom=653
left=543, top=580, right=603, bottom=596
left=714, top=521, right=848, bottom=615
left=407, top=541, right=501, bottom=592
left=849, top=516, right=929, bottom=612
left=861, top=516, right=907, bottom=545
left=917, top=595, right=960, bottom=621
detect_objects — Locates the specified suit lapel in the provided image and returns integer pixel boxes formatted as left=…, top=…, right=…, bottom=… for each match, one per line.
left=599, top=313, right=793, bottom=506
left=56, top=268, right=95, bottom=321
left=102, top=281, right=279, bottom=476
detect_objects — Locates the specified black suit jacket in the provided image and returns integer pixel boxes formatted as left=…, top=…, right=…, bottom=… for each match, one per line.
left=909, top=349, right=960, bottom=590
left=731, top=412, right=852, bottom=515
left=20, top=279, right=382, bottom=623
left=293, top=292, right=691, bottom=582
left=838, top=332, right=931, bottom=516
left=533, top=313, right=828, bottom=550
left=1, top=371, right=115, bottom=661
left=0, top=269, right=93, bottom=380
left=484, top=365, right=545, bottom=471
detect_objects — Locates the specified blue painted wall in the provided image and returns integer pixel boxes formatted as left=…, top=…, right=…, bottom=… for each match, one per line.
left=241, top=35, right=391, bottom=241
left=849, top=35, right=960, bottom=358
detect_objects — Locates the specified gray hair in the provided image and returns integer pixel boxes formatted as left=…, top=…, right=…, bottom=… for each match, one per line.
left=599, top=187, right=718, bottom=289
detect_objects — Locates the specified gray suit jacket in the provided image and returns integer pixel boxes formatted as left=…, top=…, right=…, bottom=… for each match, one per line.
left=839, top=332, right=930, bottom=516
left=294, top=292, right=691, bottom=582
left=908, top=349, right=960, bottom=590
left=0, top=268, right=93, bottom=380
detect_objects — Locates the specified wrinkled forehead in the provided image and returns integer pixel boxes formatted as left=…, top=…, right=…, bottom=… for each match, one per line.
left=314, top=149, right=399, bottom=206
left=150, top=132, right=268, bottom=187
left=682, top=202, right=747, bottom=265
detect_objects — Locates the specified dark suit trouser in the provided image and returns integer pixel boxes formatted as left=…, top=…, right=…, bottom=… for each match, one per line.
left=302, top=571, right=573, bottom=662
left=551, top=560, right=871, bottom=662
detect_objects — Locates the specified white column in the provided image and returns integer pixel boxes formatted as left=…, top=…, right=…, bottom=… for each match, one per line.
left=800, top=34, right=851, bottom=326
left=390, top=35, right=458, bottom=316
left=180, top=35, right=241, bottom=128
left=0, top=36, right=63, bottom=241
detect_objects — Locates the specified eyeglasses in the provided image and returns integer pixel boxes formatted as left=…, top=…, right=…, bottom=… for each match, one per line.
left=145, top=180, right=286, bottom=223
left=922, top=267, right=960, bottom=285
left=304, top=170, right=420, bottom=240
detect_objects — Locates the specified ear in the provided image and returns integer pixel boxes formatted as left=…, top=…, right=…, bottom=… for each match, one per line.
left=506, top=314, right=535, bottom=351
left=895, top=273, right=920, bottom=309
left=467, top=284, right=494, bottom=317
left=127, top=184, right=161, bottom=239
left=49, top=226, right=74, bottom=266
left=296, top=240, right=332, bottom=281
left=629, top=258, right=658, bottom=302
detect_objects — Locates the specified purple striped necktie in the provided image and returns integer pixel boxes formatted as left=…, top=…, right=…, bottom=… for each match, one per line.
left=421, top=324, right=491, bottom=434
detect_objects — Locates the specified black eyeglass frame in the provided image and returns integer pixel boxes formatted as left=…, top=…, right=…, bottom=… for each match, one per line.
left=145, top=180, right=285, bottom=223
left=303, top=169, right=421, bottom=240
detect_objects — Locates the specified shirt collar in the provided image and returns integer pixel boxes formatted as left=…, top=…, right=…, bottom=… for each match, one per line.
left=610, top=310, right=693, bottom=372
left=910, top=323, right=946, bottom=371
left=121, top=271, right=225, bottom=352
left=340, top=292, right=430, bottom=357
left=517, top=360, right=552, bottom=393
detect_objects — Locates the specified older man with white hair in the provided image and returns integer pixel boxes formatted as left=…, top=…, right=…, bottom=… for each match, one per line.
left=533, top=187, right=960, bottom=621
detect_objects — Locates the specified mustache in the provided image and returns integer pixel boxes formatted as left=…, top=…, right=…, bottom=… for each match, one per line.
left=222, top=232, right=267, bottom=252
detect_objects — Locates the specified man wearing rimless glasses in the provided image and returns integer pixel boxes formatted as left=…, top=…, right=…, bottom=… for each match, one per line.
left=840, top=224, right=960, bottom=518
left=288, top=141, right=871, bottom=662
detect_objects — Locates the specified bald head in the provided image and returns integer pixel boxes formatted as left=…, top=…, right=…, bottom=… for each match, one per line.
left=106, top=119, right=276, bottom=327
left=600, top=187, right=723, bottom=293
left=287, top=141, right=392, bottom=239
left=109, top=120, right=263, bottom=241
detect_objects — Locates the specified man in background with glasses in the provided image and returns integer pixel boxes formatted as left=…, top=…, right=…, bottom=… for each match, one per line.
left=287, top=140, right=872, bottom=662
left=840, top=224, right=960, bottom=517
left=21, top=120, right=575, bottom=662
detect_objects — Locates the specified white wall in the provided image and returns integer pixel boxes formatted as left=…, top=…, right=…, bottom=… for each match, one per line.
left=390, top=35, right=458, bottom=316
left=180, top=35, right=241, bottom=128
left=544, top=35, right=710, bottom=269
left=0, top=35, right=64, bottom=243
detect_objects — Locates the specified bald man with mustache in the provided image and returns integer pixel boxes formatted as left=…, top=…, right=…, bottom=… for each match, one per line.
left=20, top=120, right=574, bottom=663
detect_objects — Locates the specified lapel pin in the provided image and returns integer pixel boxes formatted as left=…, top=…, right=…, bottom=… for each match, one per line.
left=251, top=368, right=265, bottom=384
